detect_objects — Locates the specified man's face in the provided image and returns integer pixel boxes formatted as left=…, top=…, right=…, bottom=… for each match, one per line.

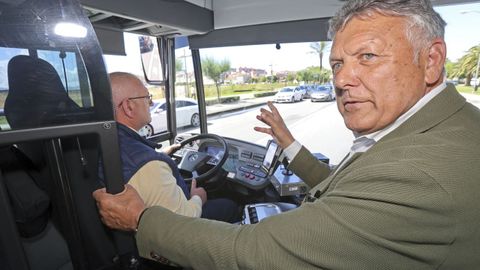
left=131, top=81, right=152, bottom=128
left=330, top=14, right=428, bottom=135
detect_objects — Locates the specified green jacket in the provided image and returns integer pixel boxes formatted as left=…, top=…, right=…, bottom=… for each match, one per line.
left=136, top=85, right=480, bottom=269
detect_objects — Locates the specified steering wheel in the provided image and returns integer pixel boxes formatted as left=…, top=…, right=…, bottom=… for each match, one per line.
left=170, top=134, right=229, bottom=183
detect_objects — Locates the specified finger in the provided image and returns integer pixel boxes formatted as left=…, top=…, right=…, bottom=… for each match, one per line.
left=259, top=111, right=276, bottom=126
left=253, top=126, right=273, bottom=136
left=259, top=107, right=273, bottom=117
left=267, top=101, right=279, bottom=115
left=256, top=115, right=270, bottom=126
left=191, top=179, right=197, bottom=189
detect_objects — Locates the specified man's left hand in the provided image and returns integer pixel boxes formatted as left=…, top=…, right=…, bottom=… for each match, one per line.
left=162, top=143, right=181, bottom=155
left=93, top=184, right=146, bottom=231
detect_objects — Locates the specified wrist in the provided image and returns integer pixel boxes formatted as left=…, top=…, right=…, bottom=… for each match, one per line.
left=135, top=208, right=148, bottom=232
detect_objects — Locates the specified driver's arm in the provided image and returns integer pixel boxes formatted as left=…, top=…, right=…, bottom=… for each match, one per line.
left=128, top=160, right=203, bottom=218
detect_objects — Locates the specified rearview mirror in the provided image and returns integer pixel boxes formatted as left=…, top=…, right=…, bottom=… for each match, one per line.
left=139, top=36, right=164, bottom=82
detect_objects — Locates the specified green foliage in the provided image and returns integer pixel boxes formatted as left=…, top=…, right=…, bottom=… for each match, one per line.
left=286, top=73, right=296, bottom=82
left=445, top=59, right=455, bottom=79
left=205, top=96, right=240, bottom=106
left=450, top=44, right=479, bottom=86
left=254, top=91, right=278, bottom=98
left=175, top=58, right=184, bottom=72
left=201, top=57, right=231, bottom=102
left=296, top=66, right=331, bottom=83
left=203, top=82, right=283, bottom=98
left=456, top=85, right=480, bottom=95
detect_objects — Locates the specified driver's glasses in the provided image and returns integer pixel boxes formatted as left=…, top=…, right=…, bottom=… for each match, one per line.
left=128, top=94, right=153, bottom=105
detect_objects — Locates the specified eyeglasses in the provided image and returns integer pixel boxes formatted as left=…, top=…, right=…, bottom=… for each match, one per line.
left=128, top=94, right=152, bottom=102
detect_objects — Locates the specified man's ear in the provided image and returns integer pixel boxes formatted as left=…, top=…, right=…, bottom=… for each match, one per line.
left=119, top=99, right=135, bottom=118
left=424, top=38, right=447, bottom=85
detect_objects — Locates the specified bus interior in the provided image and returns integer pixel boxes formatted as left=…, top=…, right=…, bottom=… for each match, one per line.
left=0, top=0, right=478, bottom=269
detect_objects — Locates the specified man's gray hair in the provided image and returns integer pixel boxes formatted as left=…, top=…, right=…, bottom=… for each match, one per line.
left=328, top=0, right=446, bottom=59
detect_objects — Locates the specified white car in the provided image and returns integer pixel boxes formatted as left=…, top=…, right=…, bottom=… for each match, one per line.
left=143, top=98, right=200, bottom=136
left=273, top=87, right=303, bottom=103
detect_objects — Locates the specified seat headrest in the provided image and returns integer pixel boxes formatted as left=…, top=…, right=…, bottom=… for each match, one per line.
left=4, top=55, right=79, bottom=129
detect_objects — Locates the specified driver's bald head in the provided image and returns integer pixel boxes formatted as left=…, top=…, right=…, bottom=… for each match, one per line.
left=109, top=72, right=144, bottom=107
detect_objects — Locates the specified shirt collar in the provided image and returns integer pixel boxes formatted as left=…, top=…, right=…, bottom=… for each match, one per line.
left=351, top=82, right=447, bottom=153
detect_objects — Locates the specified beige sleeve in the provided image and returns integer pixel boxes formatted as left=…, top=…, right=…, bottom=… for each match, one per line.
left=128, top=160, right=202, bottom=218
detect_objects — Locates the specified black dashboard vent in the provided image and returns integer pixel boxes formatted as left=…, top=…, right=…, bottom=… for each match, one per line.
left=252, top=154, right=264, bottom=162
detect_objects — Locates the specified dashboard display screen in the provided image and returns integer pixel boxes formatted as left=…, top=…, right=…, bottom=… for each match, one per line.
left=205, top=146, right=222, bottom=157
left=205, top=146, right=237, bottom=173
left=262, top=140, right=279, bottom=172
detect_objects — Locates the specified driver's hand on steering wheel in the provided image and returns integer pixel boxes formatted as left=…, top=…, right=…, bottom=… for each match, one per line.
left=190, top=179, right=207, bottom=205
left=162, top=143, right=181, bottom=155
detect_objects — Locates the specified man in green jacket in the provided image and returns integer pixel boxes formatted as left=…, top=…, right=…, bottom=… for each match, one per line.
left=93, top=0, right=480, bottom=269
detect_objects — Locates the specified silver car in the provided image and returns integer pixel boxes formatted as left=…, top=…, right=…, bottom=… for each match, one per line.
left=310, top=85, right=335, bottom=102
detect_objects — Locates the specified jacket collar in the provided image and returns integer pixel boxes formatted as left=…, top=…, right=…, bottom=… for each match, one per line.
left=117, top=123, right=159, bottom=150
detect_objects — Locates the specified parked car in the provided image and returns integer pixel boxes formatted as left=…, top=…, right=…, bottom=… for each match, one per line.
left=311, top=85, right=335, bottom=102
left=295, top=86, right=307, bottom=98
left=273, top=87, right=303, bottom=103
left=302, top=84, right=317, bottom=99
left=143, top=98, right=200, bottom=136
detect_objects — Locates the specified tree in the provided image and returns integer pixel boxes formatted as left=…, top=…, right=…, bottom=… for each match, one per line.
left=297, top=69, right=314, bottom=83
left=296, top=66, right=332, bottom=84
left=444, top=58, right=455, bottom=79
left=201, top=57, right=230, bottom=102
left=309, top=42, right=330, bottom=70
left=451, top=44, right=480, bottom=86
left=286, top=73, right=296, bottom=83
left=175, top=58, right=183, bottom=73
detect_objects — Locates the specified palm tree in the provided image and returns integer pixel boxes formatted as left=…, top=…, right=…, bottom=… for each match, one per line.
left=452, top=44, right=480, bottom=86
left=309, top=42, right=330, bottom=70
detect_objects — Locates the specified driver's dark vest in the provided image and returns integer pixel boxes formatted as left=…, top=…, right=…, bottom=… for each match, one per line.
left=116, top=123, right=190, bottom=197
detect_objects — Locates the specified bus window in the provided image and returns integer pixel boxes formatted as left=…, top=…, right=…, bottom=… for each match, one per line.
left=0, top=47, right=28, bottom=130
left=37, top=49, right=93, bottom=107
left=0, top=46, right=103, bottom=131
left=198, top=43, right=353, bottom=164
left=174, top=46, right=200, bottom=134
left=104, top=33, right=169, bottom=139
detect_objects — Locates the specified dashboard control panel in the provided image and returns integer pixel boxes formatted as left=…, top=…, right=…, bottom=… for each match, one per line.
left=174, top=135, right=272, bottom=190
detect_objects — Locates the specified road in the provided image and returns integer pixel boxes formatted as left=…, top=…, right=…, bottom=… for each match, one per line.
left=188, top=100, right=354, bottom=165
